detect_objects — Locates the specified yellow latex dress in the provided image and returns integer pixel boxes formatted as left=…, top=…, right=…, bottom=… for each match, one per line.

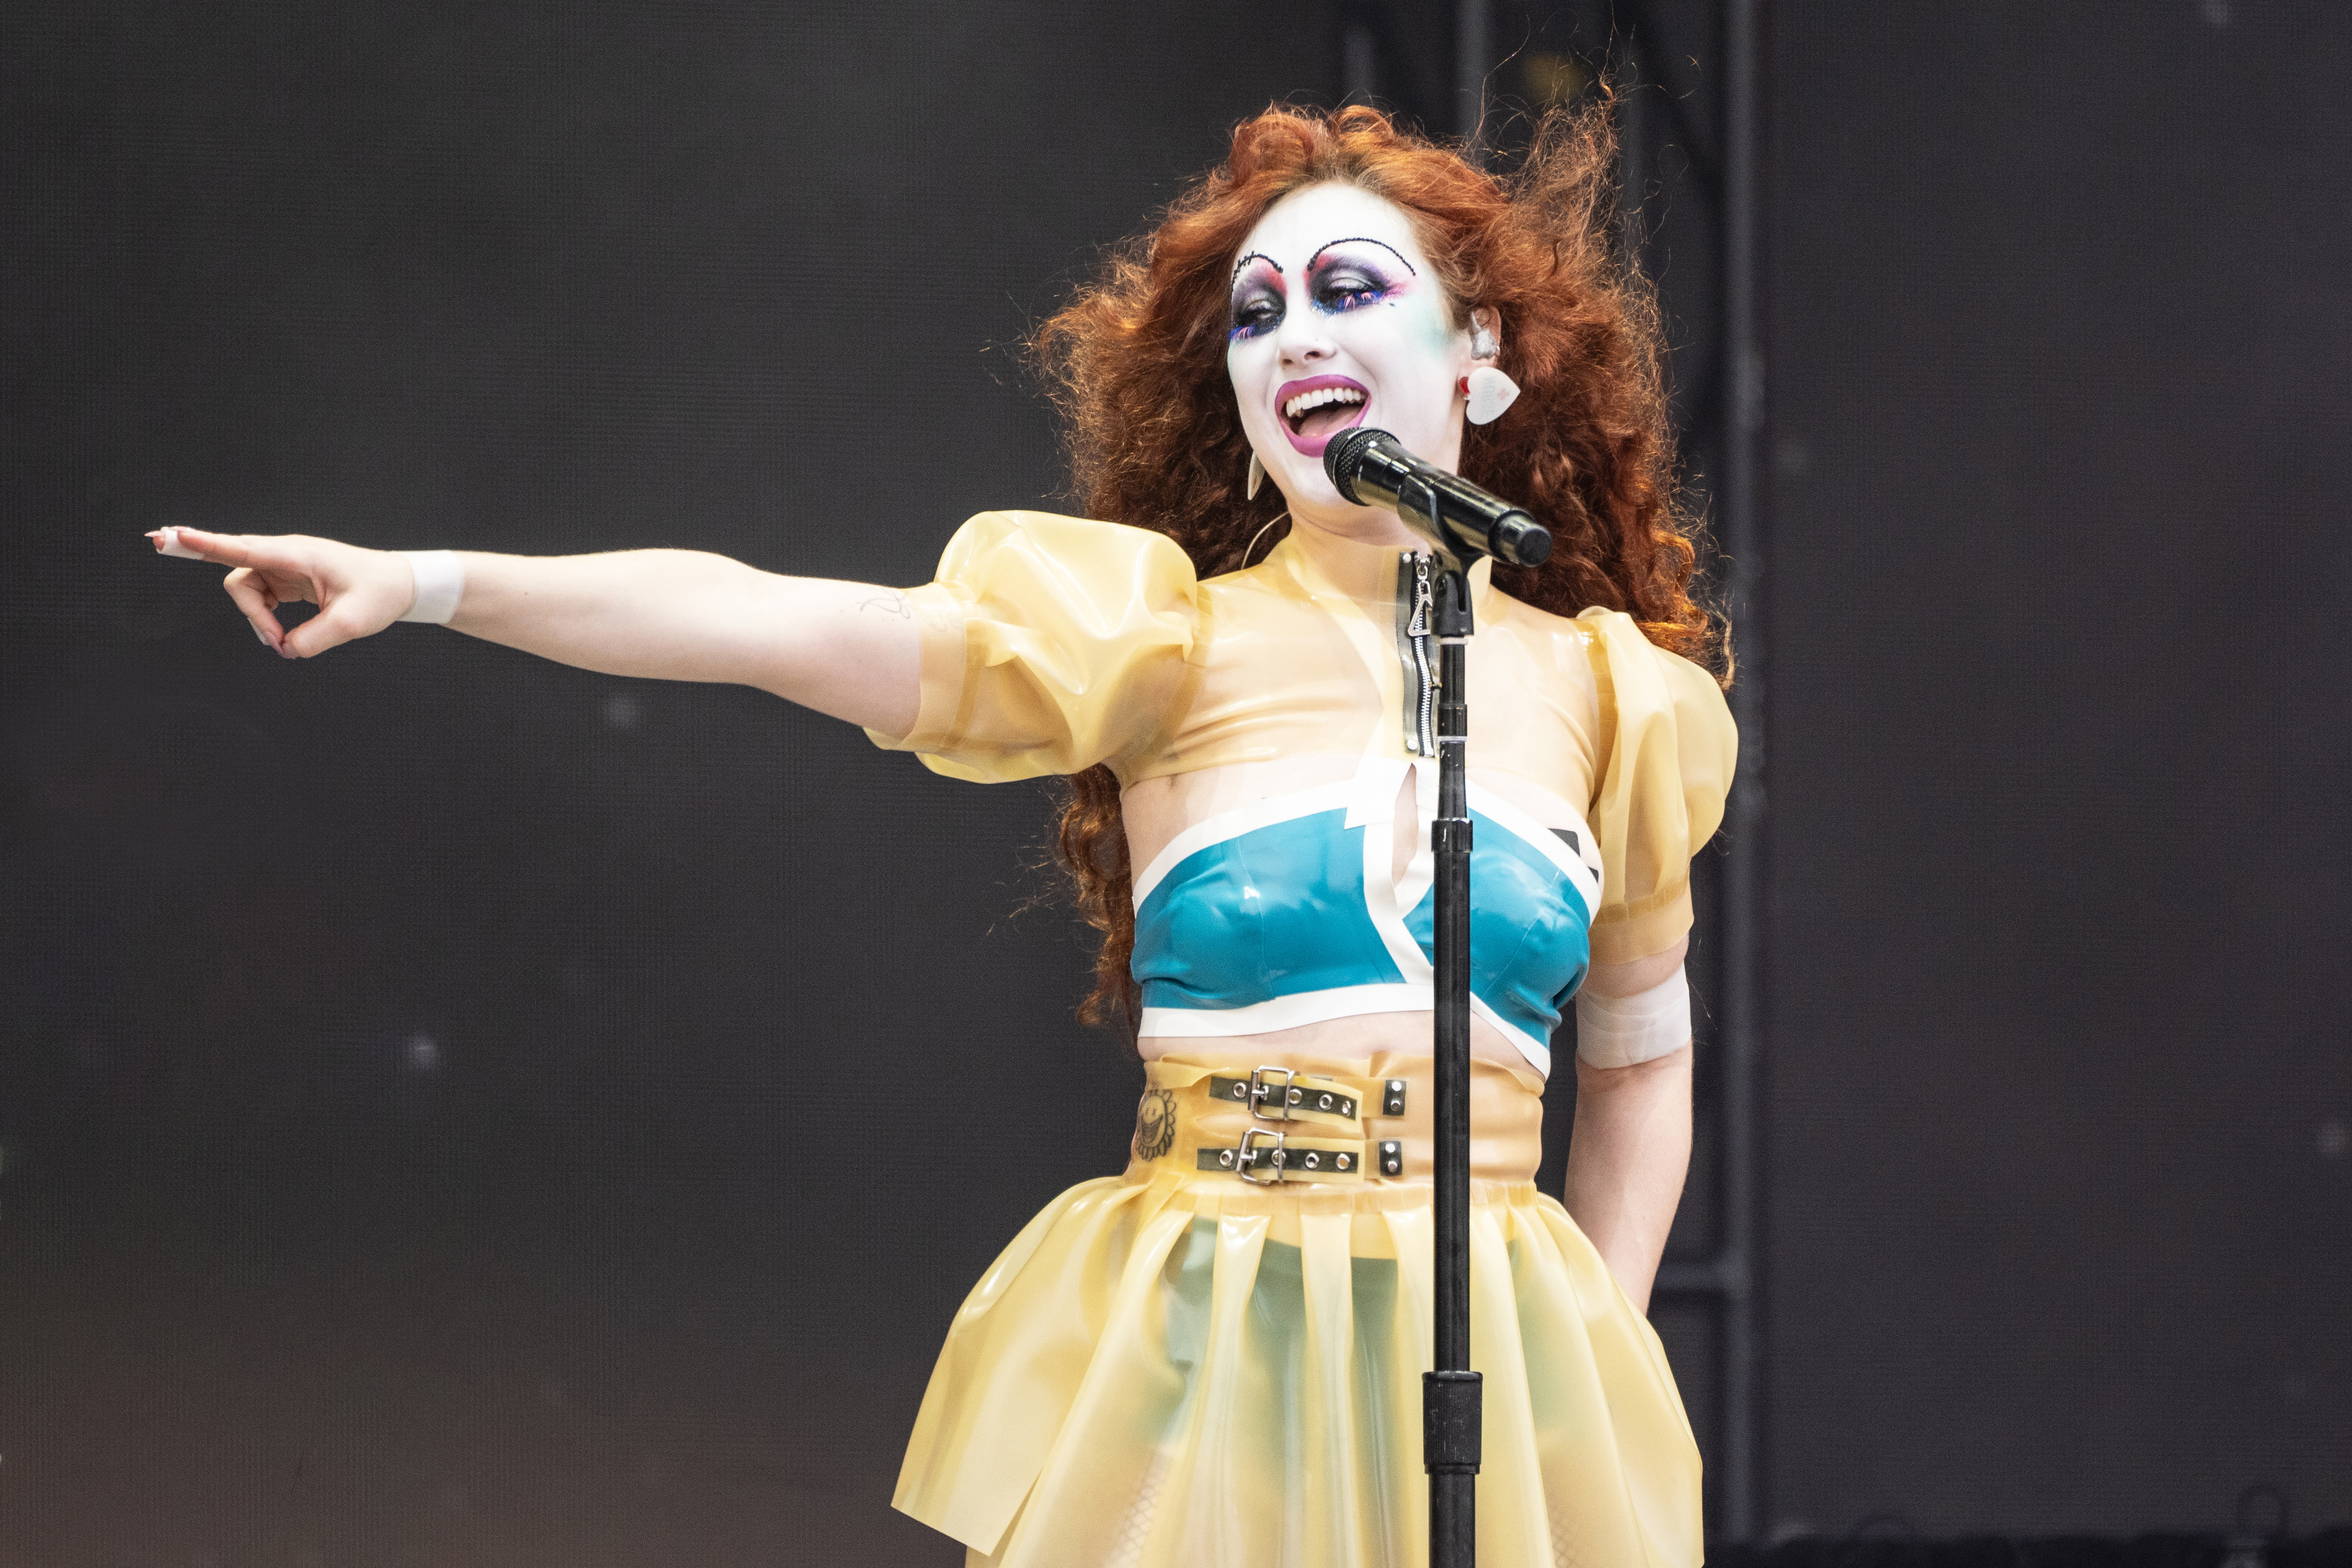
left=868, top=511, right=1736, bottom=1567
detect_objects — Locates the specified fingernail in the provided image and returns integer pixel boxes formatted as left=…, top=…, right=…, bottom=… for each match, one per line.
left=254, top=626, right=272, bottom=647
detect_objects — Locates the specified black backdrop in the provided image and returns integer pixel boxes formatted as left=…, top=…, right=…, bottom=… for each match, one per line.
left=1764, top=2, right=2350, bottom=1539
left=3, top=4, right=2346, bottom=1564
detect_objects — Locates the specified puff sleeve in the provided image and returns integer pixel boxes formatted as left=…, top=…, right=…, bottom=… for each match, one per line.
left=864, top=511, right=1207, bottom=784
left=1578, top=608, right=1739, bottom=966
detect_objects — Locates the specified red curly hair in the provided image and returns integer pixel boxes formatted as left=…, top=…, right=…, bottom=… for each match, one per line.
left=1033, top=101, right=1718, bottom=1035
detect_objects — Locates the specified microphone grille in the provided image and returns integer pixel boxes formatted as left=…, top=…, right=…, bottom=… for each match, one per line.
left=1496, top=512, right=1553, bottom=567
left=1322, top=426, right=1392, bottom=503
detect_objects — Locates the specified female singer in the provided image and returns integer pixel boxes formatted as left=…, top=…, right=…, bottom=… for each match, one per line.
left=152, top=103, right=1732, bottom=1568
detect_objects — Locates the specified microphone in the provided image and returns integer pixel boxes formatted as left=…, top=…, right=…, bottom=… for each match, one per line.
left=1324, top=427, right=1552, bottom=567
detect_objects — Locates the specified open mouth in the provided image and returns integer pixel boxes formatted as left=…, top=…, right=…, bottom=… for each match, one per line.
left=1274, top=376, right=1370, bottom=456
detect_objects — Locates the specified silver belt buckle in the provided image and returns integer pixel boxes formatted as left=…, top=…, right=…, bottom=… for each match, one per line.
left=1237, top=1126, right=1288, bottom=1185
left=1248, top=1065, right=1297, bottom=1122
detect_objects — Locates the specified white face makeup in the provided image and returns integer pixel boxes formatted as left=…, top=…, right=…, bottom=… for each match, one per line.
left=1225, top=182, right=1476, bottom=540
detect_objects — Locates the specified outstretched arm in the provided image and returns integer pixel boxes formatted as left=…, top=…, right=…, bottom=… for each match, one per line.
left=1562, top=935, right=1693, bottom=1316
left=151, top=527, right=920, bottom=735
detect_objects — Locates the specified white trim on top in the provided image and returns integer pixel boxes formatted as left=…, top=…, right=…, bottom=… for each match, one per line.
left=1356, top=760, right=1435, bottom=987
left=1472, top=991, right=1553, bottom=1077
left=1138, top=982, right=1431, bottom=1038
left=1392, top=760, right=1438, bottom=914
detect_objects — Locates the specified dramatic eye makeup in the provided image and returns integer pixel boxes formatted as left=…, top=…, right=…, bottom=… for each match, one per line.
left=1228, top=235, right=1421, bottom=342
left=1306, top=237, right=1415, bottom=315
left=1228, top=253, right=1284, bottom=340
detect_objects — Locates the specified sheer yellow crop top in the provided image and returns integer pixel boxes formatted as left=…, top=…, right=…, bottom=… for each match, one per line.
left=866, top=510, right=1736, bottom=969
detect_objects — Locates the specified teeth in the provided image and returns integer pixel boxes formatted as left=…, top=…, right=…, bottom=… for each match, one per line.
left=1283, top=386, right=1367, bottom=421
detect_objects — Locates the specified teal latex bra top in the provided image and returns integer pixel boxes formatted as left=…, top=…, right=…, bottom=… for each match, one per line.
left=1130, top=759, right=1601, bottom=1076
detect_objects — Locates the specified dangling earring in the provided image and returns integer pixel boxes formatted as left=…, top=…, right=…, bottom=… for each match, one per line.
left=1246, top=450, right=1266, bottom=500
left=1240, top=511, right=1288, bottom=567
left=1465, top=366, right=1520, bottom=425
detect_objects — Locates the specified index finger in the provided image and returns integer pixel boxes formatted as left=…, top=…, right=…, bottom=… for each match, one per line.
left=146, top=526, right=282, bottom=570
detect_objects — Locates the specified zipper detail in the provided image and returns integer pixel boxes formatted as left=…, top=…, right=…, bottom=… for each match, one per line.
left=1405, top=553, right=1436, bottom=756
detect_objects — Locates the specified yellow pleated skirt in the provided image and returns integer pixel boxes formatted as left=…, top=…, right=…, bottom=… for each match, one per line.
left=894, top=1052, right=1703, bottom=1568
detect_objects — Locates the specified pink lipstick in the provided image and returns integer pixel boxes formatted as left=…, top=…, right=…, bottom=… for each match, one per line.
left=1273, top=375, right=1370, bottom=457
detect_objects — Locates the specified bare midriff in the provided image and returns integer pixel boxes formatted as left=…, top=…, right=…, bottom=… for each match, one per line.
left=1138, top=1009, right=1533, bottom=1071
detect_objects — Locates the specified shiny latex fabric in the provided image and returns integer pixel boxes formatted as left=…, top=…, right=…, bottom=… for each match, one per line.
left=870, top=513, right=1734, bottom=1564
left=868, top=510, right=1735, bottom=968
left=893, top=1052, right=1704, bottom=1568
left=1129, top=758, right=1601, bottom=1074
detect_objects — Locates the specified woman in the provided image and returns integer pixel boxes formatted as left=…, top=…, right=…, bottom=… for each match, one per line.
left=153, top=103, right=1731, bottom=1568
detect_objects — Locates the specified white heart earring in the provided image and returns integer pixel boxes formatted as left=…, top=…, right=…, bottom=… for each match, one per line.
left=1246, top=450, right=1266, bottom=500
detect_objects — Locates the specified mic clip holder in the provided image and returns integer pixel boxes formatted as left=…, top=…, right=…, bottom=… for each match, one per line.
left=1394, top=474, right=1476, bottom=637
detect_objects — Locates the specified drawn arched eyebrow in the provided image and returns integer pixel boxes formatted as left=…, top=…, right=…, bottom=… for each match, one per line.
left=1306, top=237, right=1419, bottom=275
left=1230, top=251, right=1284, bottom=284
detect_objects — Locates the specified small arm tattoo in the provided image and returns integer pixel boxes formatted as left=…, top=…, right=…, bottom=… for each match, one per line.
left=858, top=592, right=912, bottom=618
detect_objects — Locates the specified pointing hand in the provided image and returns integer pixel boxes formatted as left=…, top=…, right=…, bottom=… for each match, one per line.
left=147, top=526, right=422, bottom=658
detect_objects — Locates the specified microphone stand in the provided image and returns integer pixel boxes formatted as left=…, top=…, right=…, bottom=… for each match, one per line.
left=1401, top=475, right=1482, bottom=1568
left=1325, top=426, right=1548, bottom=1568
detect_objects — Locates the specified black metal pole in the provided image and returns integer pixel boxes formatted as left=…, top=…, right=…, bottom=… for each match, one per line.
left=1455, top=0, right=1489, bottom=164
left=1332, top=444, right=1545, bottom=1567
left=1425, top=560, right=1479, bottom=1568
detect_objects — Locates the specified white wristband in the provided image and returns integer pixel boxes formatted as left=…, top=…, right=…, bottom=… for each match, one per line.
left=1573, top=964, right=1692, bottom=1068
left=398, top=550, right=465, bottom=624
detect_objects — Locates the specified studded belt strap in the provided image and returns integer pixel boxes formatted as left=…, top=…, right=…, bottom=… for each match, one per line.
left=1195, top=1129, right=1370, bottom=1183
left=1197, top=1067, right=1408, bottom=1130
